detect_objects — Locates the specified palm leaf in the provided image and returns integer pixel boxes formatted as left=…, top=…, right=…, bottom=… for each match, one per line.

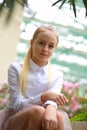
left=69, top=0, right=76, bottom=17
left=83, top=0, right=87, bottom=17
left=59, top=0, right=67, bottom=9
left=52, top=0, right=87, bottom=18
left=52, top=0, right=62, bottom=6
left=5, top=0, right=15, bottom=23
left=0, top=0, right=28, bottom=23
left=0, top=0, right=6, bottom=12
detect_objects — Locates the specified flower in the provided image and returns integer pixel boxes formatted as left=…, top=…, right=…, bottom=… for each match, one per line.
left=0, top=80, right=8, bottom=109
left=61, top=81, right=87, bottom=118
left=2, top=99, right=7, bottom=105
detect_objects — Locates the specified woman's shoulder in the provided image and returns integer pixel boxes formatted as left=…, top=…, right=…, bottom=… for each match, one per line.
left=8, top=61, right=23, bottom=72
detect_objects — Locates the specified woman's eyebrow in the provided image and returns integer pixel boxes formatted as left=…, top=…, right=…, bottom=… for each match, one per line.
left=40, top=39, right=55, bottom=44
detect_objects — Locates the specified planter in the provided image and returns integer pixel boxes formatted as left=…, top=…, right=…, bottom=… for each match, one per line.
left=71, top=121, right=87, bottom=130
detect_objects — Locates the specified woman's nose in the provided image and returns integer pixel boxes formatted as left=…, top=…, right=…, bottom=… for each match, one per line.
left=42, top=45, right=48, bottom=51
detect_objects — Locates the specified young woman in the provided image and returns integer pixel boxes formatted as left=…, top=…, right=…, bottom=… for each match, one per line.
left=1, top=26, right=72, bottom=130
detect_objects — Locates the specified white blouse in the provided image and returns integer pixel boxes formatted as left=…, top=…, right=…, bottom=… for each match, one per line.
left=7, top=59, right=63, bottom=112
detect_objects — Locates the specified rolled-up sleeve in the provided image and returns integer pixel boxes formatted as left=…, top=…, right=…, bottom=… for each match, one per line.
left=43, top=71, right=63, bottom=109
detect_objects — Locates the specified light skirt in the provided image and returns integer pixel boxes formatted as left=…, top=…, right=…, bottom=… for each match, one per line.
left=0, top=108, right=72, bottom=130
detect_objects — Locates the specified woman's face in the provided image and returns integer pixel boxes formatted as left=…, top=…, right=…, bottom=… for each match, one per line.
left=31, top=30, right=58, bottom=66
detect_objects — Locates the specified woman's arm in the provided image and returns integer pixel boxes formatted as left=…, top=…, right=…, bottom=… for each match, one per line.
left=41, top=91, right=69, bottom=106
left=42, top=104, right=57, bottom=130
left=41, top=70, right=69, bottom=106
left=7, top=63, right=45, bottom=112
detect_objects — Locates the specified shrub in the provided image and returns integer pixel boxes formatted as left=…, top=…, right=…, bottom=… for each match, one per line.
left=0, top=80, right=9, bottom=110
left=61, top=81, right=87, bottom=120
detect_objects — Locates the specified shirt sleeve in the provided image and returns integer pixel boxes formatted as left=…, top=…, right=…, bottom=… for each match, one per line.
left=7, top=63, right=43, bottom=112
left=42, top=70, right=63, bottom=109
left=49, top=71, right=63, bottom=93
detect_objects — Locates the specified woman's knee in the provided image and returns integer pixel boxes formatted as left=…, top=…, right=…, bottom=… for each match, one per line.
left=26, top=105, right=45, bottom=128
left=57, top=110, right=69, bottom=121
left=26, top=106, right=45, bottom=120
left=56, top=110, right=65, bottom=130
left=8, top=106, right=45, bottom=130
left=57, top=110, right=64, bottom=120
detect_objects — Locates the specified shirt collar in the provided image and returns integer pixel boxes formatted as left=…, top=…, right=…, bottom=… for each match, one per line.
left=30, top=58, right=48, bottom=73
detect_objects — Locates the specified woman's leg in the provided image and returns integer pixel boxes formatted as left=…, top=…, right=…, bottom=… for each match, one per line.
left=8, top=105, right=45, bottom=130
left=56, top=110, right=72, bottom=130
left=56, top=110, right=64, bottom=130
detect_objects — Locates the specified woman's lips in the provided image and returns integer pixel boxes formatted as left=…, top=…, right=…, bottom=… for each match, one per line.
left=40, top=53, right=47, bottom=57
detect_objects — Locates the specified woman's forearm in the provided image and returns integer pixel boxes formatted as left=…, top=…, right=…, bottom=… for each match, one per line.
left=41, top=91, right=69, bottom=105
left=41, top=91, right=57, bottom=103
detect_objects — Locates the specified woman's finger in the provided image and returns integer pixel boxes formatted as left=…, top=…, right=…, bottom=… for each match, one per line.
left=56, top=94, right=69, bottom=105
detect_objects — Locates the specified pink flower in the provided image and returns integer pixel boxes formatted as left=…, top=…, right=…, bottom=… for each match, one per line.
left=62, top=80, right=87, bottom=117
left=2, top=80, right=7, bottom=85
left=64, top=106, right=70, bottom=111
left=69, top=113, right=73, bottom=117
left=63, top=81, right=74, bottom=95
left=2, top=99, right=7, bottom=105
left=71, top=95, right=76, bottom=101
left=74, top=82, right=80, bottom=89
left=67, top=89, right=73, bottom=94
left=71, top=101, right=80, bottom=111
left=63, top=81, right=74, bottom=90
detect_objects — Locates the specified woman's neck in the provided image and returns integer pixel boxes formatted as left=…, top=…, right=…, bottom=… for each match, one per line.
left=31, top=57, right=48, bottom=67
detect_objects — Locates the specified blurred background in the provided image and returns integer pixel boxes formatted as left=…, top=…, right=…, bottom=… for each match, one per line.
left=18, top=0, right=87, bottom=94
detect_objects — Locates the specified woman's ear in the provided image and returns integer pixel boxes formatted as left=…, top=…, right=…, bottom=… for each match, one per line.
left=29, top=39, right=33, bottom=47
left=29, top=39, right=32, bottom=48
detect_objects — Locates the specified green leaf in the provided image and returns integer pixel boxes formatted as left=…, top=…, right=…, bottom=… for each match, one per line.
left=5, top=0, right=15, bottom=23
left=59, top=0, right=67, bottom=9
left=83, top=0, right=87, bottom=17
left=0, top=0, right=6, bottom=12
left=52, top=0, right=62, bottom=6
left=0, top=0, right=28, bottom=23
left=70, top=112, right=87, bottom=121
left=69, top=0, right=76, bottom=17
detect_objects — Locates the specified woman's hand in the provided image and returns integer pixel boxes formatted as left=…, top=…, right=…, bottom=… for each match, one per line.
left=41, top=91, right=69, bottom=106
left=42, top=105, right=58, bottom=130
left=54, top=93, right=69, bottom=106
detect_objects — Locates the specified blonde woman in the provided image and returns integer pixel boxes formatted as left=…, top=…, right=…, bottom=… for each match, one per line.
left=1, top=26, right=72, bottom=130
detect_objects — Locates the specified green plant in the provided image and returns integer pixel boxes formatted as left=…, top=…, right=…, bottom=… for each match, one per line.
left=0, top=80, right=9, bottom=110
left=52, top=0, right=87, bottom=17
left=61, top=80, right=87, bottom=120
left=0, top=0, right=87, bottom=23
left=70, top=112, right=87, bottom=121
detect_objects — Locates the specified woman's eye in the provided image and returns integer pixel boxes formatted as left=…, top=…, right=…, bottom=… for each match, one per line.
left=49, top=44, right=54, bottom=48
left=39, top=41, right=44, bottom=45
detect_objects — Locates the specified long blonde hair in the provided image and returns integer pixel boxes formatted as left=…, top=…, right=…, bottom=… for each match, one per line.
left=19, top=26, right=59, bottom=96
